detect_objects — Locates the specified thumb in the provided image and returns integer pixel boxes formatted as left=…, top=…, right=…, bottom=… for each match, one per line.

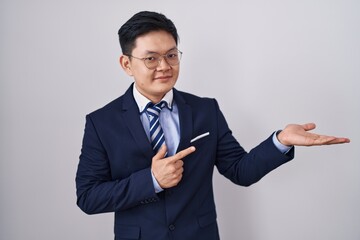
left=302, top=123, right=316, bottom=131
left=153, top=144, right=167, bottom=161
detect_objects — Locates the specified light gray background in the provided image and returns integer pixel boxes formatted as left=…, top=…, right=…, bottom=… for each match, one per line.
left=1, top=0, right=359, bottom=239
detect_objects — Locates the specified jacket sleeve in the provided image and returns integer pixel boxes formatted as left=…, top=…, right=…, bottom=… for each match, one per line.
left=75, top=115, right=159, bottom=214
left=213, top=99, right=295, bottom=186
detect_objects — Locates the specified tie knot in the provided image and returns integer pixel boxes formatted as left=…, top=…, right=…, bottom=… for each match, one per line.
left=145, top=101, right=167, bottom=118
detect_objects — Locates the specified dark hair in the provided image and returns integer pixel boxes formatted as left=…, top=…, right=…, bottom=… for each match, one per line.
left=118, top=11, right=179, bottom=55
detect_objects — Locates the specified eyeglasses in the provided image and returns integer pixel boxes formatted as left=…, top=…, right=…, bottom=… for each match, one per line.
left=126, top=49, right=182, bottom=70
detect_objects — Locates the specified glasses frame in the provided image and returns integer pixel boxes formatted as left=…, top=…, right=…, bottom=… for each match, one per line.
left=126, top=49, right=183, bottom=70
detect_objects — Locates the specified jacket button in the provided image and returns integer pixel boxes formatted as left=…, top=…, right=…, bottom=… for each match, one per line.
left=168, top=224, right=175, bottom=231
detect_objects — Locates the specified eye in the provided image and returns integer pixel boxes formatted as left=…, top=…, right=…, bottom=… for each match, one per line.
left=145, top=56, right=157, bottom=62
left=167, top=53, right=178, bottom=59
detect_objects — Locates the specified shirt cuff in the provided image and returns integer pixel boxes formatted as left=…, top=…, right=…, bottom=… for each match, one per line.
left=151, top=171, right=164, bottom=193
left=272, top=130, right=293, bottom=154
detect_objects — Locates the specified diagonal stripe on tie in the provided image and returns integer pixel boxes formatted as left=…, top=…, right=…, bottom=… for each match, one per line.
left=145, top=101, right=167, bottom=154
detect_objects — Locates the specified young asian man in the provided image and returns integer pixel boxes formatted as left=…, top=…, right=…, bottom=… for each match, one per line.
left=76, top=11, right=350, bottom=240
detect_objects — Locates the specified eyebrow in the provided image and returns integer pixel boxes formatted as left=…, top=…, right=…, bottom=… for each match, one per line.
left=144, top=47, right=178, bottom=55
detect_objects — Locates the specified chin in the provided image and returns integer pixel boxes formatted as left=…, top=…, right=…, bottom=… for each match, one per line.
left=159, top=79, right=176, bottom=88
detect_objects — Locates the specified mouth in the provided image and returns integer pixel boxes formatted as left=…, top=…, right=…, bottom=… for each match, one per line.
left=154, top=75, right=173, bottom=81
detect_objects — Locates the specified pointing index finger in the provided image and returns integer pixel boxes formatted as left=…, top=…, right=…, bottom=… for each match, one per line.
left=172, top=146, right=196, bottom=161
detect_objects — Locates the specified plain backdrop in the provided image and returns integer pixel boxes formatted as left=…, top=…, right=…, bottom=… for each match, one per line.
left=1, top=0, right=359, bottom=239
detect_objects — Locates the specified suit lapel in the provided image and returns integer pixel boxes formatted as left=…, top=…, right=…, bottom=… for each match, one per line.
left=121, top=85, right=154, bottom=159
left=119, top=86, right=193, bottom=156
left=174, top=89, right=193, bottom=152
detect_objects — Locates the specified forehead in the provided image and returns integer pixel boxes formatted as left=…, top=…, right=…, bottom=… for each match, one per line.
left=132, top=30, right=177, bottom=55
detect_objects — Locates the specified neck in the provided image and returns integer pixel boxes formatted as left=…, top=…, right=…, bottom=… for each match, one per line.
left=135, top=85, right=166, bottom=103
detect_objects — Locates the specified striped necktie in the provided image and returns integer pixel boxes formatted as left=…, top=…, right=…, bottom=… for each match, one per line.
left=145, top=101, right=167, bottom=154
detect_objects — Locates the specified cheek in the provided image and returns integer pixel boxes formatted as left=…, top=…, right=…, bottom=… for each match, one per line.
left=173, top=67, right=180, bottom=79
left=133, top=70, right=155, bottom=87
left=130, top=61, right=154, bottom=77
left=132, top=65, right=153, bottom=77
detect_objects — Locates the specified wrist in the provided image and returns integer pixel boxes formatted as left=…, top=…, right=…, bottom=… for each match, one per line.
left=277, top=130, right=291, bottom=146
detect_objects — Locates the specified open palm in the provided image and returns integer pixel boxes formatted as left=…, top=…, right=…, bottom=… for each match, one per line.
left=277, top=123, right=350, bottom=146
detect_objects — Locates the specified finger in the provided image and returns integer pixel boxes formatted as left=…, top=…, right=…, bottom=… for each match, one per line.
left=173, top=167, right=184, bottom=179
left=169, top=176, right=182, bottom=187
left=174, top=160, right=184, bottom=169
left=302, top=123, right=316, bottom=131
left=322, top=137, right=351, bottom=145
left=172, top=146, right=196, bottom=161
left=314, top=136, right=336, bottom=145
left=174, top=167, right=184, bottom=176
left=153, top=144, right=167, bottom=161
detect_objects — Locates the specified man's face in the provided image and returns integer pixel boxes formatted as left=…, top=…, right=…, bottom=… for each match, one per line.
left=120, top=30, right=180, bottom=103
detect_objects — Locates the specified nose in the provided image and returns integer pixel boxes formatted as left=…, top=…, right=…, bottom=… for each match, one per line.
left=156, top=56, right=171, bottom=71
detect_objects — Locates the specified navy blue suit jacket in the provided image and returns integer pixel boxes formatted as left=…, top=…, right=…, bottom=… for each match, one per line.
left=76, top=84, right=294, bottom=240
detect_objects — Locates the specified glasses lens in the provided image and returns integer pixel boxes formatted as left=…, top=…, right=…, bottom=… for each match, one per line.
left=166, top=50, right=181, bottom=66
left=144, top=54, right=160, bottom=69
left=143, top=50, right=182, bottom=69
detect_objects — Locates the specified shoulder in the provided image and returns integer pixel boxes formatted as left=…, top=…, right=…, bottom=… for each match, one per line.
left=174, top=88, right=218, bottom=108
left=87, top=85, right=134, bottom=119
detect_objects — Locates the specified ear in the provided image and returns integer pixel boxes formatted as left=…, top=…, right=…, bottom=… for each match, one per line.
left=119, top=55, right=133, bottom=76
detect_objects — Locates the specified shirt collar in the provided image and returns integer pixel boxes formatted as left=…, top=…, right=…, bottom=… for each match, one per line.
left=133, top=83, right=173, bottom=113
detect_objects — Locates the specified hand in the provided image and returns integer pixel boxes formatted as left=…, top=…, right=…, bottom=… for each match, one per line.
left=151, top=145, right=196, bottom=189
left=277, top=123, right=350, bottom=146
